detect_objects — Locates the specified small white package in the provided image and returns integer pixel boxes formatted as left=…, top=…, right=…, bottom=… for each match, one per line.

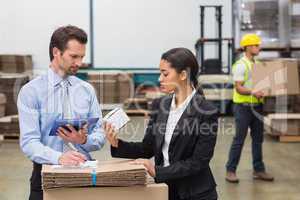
left=103, top=107, right=130, bottom=130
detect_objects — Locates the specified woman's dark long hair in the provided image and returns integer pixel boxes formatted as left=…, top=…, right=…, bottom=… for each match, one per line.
left=161, top=48, right=200, bottom=89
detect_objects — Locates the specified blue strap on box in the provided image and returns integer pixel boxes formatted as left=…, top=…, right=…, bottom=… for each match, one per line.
left=91, top=169, right=97, bottom=186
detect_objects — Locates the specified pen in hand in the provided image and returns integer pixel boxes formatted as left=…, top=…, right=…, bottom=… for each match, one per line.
left=67, top=142, right=78, bottom=152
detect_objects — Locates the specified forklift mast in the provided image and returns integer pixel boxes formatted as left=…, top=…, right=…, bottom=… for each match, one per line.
left=195, top=5, right=234, bottom=74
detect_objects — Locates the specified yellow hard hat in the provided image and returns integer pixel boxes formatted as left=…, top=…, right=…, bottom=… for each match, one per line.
left=240, top=34, right=261, bottom=47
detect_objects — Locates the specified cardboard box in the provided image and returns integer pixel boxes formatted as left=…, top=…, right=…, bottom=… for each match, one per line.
left=0, top=55, right=33, bottom=73
left=44, top=184, right=168, bottom=200
left=1, top=63, right=28, bottom=73
left=88, top=73, right=133, bottom=104
left=0, top=55, right=31, bottom=63
left=264, top=113, right=300, bottom=135
left=89, top=80, right=104, bottom=96
left=118, top=73, right=133, bottom=102
left=253, top=59, right=300, bottom=96
left=42, top=159, right=148, bottom=189
left=5, top=103, right=18, bottom=116
left=0, top=74, right=29, bottom=115
left=104, top=80, right=117, bottom=103
left=87, top=73, right=118, bottom=81
left=89, top=80, right=117, bottom=104
left=43, top=159, right=167, bottom=200
left=263, top=95, right=300, bottom=113
left=0, top=115, right=19, bottom=135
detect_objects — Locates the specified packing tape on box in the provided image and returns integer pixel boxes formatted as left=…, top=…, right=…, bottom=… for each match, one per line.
left=91, top=169, right=97, bottom=186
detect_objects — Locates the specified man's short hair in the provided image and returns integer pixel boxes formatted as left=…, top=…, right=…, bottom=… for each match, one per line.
left=49, top=25, right=87, bottom=61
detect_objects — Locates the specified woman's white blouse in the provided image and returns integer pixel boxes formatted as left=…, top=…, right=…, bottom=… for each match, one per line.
left=162, top=89, right=196, bottom=167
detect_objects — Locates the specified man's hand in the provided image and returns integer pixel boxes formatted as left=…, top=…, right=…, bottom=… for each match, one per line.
left=58, top=151, right=87, bottom=166
left=130, top=159, right=156, bottom=177
left=57, top=124, right=87, bottom=144
left=252, top=90, right=264, bottom=99
left=104, top=122, right=119, bottom=148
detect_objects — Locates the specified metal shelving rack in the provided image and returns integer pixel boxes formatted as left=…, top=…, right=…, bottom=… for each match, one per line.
left=232, top=0, right=300, bottom=59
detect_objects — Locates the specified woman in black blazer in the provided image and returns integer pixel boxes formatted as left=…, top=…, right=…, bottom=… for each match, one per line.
left=104, top=48, right=219, bottom=200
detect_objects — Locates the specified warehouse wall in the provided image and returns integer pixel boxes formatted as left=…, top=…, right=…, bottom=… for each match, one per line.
left=93, top=0, right=232, bottom=68
left=0, top=0, right=232, bottom=72
left=0, top=0, right=90, bottom=73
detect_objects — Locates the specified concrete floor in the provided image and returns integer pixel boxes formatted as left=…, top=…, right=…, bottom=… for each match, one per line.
left=0, top=117, right=300, bottom=200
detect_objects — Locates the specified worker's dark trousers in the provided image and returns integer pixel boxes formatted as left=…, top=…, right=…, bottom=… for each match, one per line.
left=29, top=162, right=43, bottom=200
left=226, top=104, right=266, bottom=172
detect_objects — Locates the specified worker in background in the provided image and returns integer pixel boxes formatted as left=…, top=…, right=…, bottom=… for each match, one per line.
left=17, top=25, right=106, bottom=200
left=225, top=34, right=274, bottom=183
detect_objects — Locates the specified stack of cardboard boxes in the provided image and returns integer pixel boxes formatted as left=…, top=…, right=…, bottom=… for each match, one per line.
left=0, top=115, right=19, bottom=137
left=0, top=55, right=33, bottom=74
left=0, top=55, right=32, bottom=140
left=42, top=159, right=168, bottom=200
left=88, top=73, right=117, bottom=103
left=252, top=59, right=300, bottom=138
left=263, top=95, right=300, bottom=113
left=88, top=73, right=133, bottom=104
left=118, top=73, right=134, bottom=103
left=264, top=114, right=300, bottom=137
left=42, top=160, right=147, bottom=189
left=0, top=74, right=29, bottom=115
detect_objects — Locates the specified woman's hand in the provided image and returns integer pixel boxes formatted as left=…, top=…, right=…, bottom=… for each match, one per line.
left=131, top=159, right=156, bottom=177
left=103, top=122, right=119, bottom=147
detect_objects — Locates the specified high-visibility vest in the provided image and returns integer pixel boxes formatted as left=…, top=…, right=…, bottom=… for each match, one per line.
left=232, top=57, right=263, bottom=104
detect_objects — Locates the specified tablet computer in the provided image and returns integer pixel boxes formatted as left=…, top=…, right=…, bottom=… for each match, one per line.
left=49, top=117, right=99, bottom=136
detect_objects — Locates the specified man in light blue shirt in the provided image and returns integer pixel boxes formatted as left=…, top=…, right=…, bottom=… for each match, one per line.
left=17, top=25, right=105, bottom=200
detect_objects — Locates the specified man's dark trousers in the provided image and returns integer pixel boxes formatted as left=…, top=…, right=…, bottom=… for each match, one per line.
left=226, top=103, right=265, bottom=172
left=29, top=162, right=43, bottom=200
